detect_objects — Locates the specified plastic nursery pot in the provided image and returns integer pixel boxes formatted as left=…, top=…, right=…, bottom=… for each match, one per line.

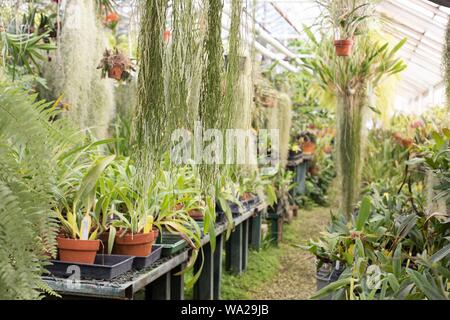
left=188, top=209, right=204, bottom=221
left=57, top=237, right=100, bottom=264
left=301, top=141, right=316, bottom=154
left=113, top=232, right=155, bottom=257
left=240, top=192, right=253, bottom=201
left=334, top=39, right=354, bottom=57
left=108, top=64, right=124, bottom=80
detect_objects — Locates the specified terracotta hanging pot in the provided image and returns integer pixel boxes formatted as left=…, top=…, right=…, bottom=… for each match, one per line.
left=57, top=237, right=100, bottom=264
left=108, top=64, right=125, bottom=80
left=334, top=39, right=354, bottom=57
left=113, top=232, right=155, bottom=257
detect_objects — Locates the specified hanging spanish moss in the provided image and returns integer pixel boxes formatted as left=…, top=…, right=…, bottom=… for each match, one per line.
left=198, top=0, right=243, bottom=190
left=336, top=89, right=368, bottom=217
left=228, top=1, right=255, bottom=176
left=132, top=0, right=168, bottom=189
left=222, top=0, right=244, bottom=131
left=168, top=0, right=205, bottom=129
left=197, top=0, right=224, bottom=190
left=41, top=0, right=115, bottom=139
left=444, top=17, right=450, bottom=109
left=277, top=93, right=292, bottom=168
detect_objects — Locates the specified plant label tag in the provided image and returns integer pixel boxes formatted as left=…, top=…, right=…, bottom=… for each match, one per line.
left=80, top=215, right=91, bottom=240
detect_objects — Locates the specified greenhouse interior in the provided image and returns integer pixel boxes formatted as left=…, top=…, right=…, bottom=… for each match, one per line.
left=0, top=0, right=449, bottom=303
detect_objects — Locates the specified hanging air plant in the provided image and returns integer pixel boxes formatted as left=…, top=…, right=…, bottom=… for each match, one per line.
left=303, top=24, right=407, bottom=218
left=97, top=48, right=135, bottom=81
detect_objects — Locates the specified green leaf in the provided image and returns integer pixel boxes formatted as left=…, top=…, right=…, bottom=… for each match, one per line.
left=430, top=244, right=450, bottom=264
left=310, top=277, right=352, bottom=299
left=393, top=243, right=402, bottom=278
left=407, top=269, right=447, bottom=300
left=356, top=196, right=371, bottom=230
left=74, top=155, right=116, bottom=208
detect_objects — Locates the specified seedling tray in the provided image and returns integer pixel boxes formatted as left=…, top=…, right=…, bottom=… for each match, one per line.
left=157, top=233, right=187, bottom=257
left=129, top=245, right=163, bottom=270
left=195, top=221, right=205, bottom=237
left=46, top=254, right=134, bottom=280
left=243, top=196, right=260, bottom=211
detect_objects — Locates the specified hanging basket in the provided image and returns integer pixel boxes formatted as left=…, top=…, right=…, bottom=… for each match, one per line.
left=334, top=39, right=354, bottom=57
left=97, top=48, right=135, bottom=82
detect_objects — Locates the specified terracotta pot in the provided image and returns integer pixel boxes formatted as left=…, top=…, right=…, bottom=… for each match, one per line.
left=108, top=64, right=124, bottom=80
left=309, top=165, right=320, bottom=176
left=189, top=209, right=204, bottom=221
left=302, top=141, right=316, bottom=154
left=57, top=237, right=100, bottom=264
left=334, top=39, right=354, bottom=57
left=113, top=232, right=155, bottom=257
left=240, top=192, right=253, bottom=201
left=323, top=145, right=333, bottom=154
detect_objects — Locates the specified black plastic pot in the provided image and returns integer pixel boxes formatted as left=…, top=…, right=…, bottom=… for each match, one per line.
left=288, top=150, right=303, bottom=161
left=46, top=254, right=134, bottom=280
left=216, top=200, right=244, bottom=217
left=242, top=195, right=260, bottom=211
left=316, top=262, right=345, bottom=300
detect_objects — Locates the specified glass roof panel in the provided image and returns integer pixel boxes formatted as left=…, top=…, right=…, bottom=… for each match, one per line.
left=247, top=0, right=448, bottom=106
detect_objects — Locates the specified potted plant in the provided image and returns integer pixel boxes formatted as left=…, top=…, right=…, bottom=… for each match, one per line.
left=318, top=0, right=373, bottom=56
left=97, top=48, right=135, bottom=81
left=55, top=155, right=116, bottom=264
left=300, top=131, right=317, bottom=155
left=109, top=186, right=157, bottom=257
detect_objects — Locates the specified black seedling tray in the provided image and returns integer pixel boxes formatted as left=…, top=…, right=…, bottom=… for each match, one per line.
left=46, top=254, right=134, bottom=280
left=156, top=233, right=187, bottom=256
left=288, top=151, right=303, bottom=161
left=243, top=195, right=260, bottom=211
left=129, top=245, right=163, bottom=270
left=227, top=201, right=245, bottom=217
